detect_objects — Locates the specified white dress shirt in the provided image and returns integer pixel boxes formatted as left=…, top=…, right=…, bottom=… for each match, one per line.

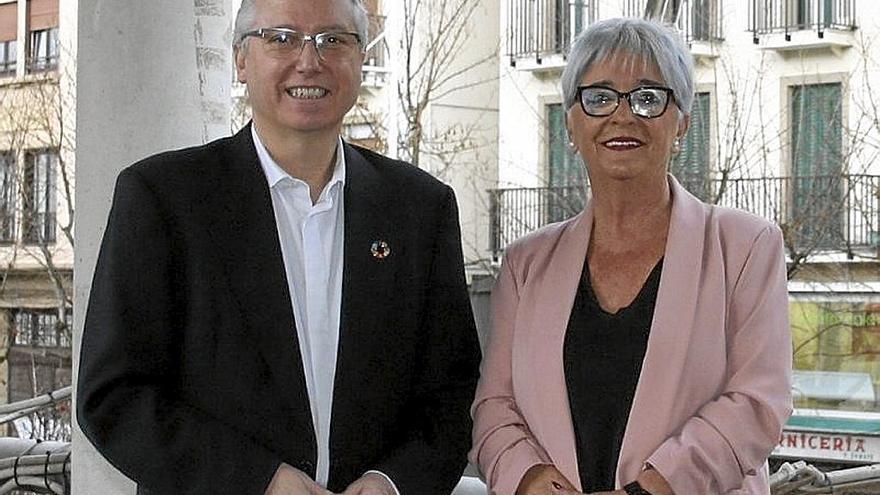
left=252, top=128, right=399, bottom=494
left=253, top=127, right=345, bottom=487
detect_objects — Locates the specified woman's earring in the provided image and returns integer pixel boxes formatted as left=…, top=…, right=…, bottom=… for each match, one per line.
left=672, top=138, right=682, bottom=154
left=569, top=141, right=578, bottom=153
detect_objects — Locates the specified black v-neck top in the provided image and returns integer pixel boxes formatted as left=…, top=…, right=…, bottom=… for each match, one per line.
left=563, top=258, right=663, bottom=491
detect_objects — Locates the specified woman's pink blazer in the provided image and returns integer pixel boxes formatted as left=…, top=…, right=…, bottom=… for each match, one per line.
left=470, top=176, right=793, bottom=494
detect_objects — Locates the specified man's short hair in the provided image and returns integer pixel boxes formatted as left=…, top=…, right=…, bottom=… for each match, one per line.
left=234, top=0, right=370, bottom=52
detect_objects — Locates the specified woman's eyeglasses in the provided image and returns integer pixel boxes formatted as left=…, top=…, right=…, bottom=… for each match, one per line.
left=577, top=85, right=676, bottom=119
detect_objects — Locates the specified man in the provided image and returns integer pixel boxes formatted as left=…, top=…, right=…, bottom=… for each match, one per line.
left=76, top=0, right=481, bottom=493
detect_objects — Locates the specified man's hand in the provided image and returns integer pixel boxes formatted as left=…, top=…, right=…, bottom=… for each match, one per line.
left=265, top=463, right=332, bottom=495
left=340, top=472, right=396, bottom=495
left=516, top=464, right=581, bottom=495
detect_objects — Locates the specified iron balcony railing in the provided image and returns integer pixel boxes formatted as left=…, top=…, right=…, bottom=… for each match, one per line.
left=22, top=211, right=56, bottom=244
left=623, top=0, right=724, bottom=44
left=749, top=0, right=856, bottom=41
left=362, top=14, right=389, bottom=85
left=623, top=0, right=724, bottom=45
left=26, top=54, right=58, bottom=73
left=0, top=40, right=14, bottom=77
left=0, top=209, right=14, bottom=243
left=506, top=0, right=599, bottom=64
left=0, top=60, right=14, bottom=77
left=679, top=0, right=724, bottom=43
left=507, top=0, right=722, bottom=65
left=489, top=175, right=880, bottom=258
left=364, top=14, right=386, bottom=70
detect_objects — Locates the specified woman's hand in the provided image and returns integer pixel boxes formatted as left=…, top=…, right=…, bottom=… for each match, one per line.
left=516, top=464, right=582, bottom=494
left=635, top=467, right=674, bottom=495
left=585, top=468, right=673, bottom=495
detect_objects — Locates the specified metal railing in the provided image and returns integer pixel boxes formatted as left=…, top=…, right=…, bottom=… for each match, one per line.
left=623, top=0, right=723, bottom=43
left=750, top=0, right=857, bottom=40
left=0, top=60, right=14, bottom=77
left=22, top=212, right=55, bottom=244
left=507, top=0, right=721, bottom=65
left=364, top=14, right=386, bottom=70
left=489, top=175, right=880, bottom=258
left=26, top=55, right=57, bottom=74
left=0, top=40, right=16, bottom=78
left=362, top=14, right=389, bottom=85
left=0, top=389, right=71, bottom=494
left=771, top=461, right=880, bottom=494
left=679, top=0, right=724, bottom=43
left=0, top=211, right=14, bottom=243
left=506, top=0, right=598, bottom=64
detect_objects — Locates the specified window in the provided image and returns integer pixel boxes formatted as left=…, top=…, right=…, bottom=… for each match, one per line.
left=689, top=0, right=721, bottom=41
left=0, top=39, right=15, bottom=76
left=672, top=92, right=711, bottom=201
left=28, top=27, right=58, bottom=72
left=0, top=152, right=15, bottom=243
left=12, top=308, right=71, bottom=348
left=7, top=307, right=73, bottom=441
left=554, top=0, right=597, bottom=54
left=790, top=300, right=880, bottom=413
left=547, top=103, right=585, bottom=222
left=790, top=83, right=843, bottom=249
left=22, top=150, right=56, bottom=244
left=793, top=0, right=834, bottom=29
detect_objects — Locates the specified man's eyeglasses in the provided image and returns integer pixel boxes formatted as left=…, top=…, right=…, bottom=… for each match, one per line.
left=240, top=27, right=363, bottom=60
left=577, top=85, right=676, bottom=119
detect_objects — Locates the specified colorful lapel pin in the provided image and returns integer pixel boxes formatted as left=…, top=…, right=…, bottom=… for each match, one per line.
left=370, top=240, right=391, bottom=260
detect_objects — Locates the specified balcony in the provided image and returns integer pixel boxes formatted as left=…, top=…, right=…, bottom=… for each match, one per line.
left=0, top=39, right=16, bottom=78
left=0, top=210, right=14, bottom=244
left=489, top=175, right=880, bottom=259
left=27, top=28, right=59, bottom=73
left=362, top=14, right=390, bottom=87
left=749, top=0, right=856, bottom=49
left=507, top=0, right=722, bottom=69
left=23, top=211, right=56, bottom=244
left=677, top=0, right=723, bottom=57
left=506, top=0, right=598, bottom=69
left=0, top=61, right=14, bottom=77
left=26, top=54, right=57, bottom=73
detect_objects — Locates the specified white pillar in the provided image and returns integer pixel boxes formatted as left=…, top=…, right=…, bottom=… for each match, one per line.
left=14, top=0, right=24, bottom=77
left=72, top=0, right=232, bottom=493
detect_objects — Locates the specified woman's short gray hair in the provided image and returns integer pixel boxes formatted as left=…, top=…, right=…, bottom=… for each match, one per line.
left=233, top=0, right=370, bottom=51
left=560, top=18, right=695, bottom=118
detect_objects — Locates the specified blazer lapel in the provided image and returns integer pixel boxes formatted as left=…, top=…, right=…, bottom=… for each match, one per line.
left=616, top=175, right=708, bottom=485
left=204, top=125, right=313, bottom=429
left=331, top=143, right=397, bottom=427
left=522, top=208, right=593, bottom=490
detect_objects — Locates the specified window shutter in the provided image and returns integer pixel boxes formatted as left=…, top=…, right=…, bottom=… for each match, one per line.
left=547, top=103, right=585, bottom=221
left=790, top=82, right=843, bottom=248
left=672, top=92, right=710, bottom=198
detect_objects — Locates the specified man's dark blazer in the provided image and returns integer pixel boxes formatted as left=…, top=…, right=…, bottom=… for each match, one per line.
left=77, top=124, right=481, bottom=494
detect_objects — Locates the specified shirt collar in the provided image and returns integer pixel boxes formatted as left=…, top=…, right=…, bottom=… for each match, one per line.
left=251, top=125, right=347, bottom=195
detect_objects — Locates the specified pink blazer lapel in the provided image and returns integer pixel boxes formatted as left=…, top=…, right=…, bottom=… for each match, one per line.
left=616, top=175, right=709, bottom=485
left=517, top=206, right=593, bottom=490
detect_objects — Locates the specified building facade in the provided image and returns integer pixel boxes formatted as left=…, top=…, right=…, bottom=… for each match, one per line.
left=0, top=0, right=71, bottom=440
left=494, top=0, right=880, bottom=468
left=231, top=0, right=501, bottom=278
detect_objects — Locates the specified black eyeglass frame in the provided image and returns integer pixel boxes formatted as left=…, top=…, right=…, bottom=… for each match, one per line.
left=240, top=27, right=364, bottom=58
left=576, top=85, right=677, bottom=119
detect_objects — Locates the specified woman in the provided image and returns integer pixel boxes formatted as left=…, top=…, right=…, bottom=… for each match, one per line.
left=470, top=18, right=792, bottom=495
